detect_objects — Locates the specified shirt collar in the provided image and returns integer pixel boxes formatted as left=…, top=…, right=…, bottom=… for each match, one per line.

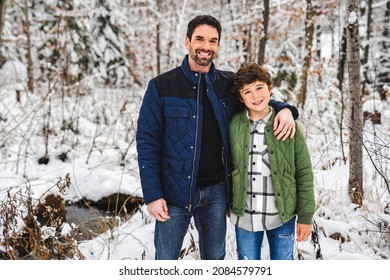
left=246, top=107, right=273, bottom=123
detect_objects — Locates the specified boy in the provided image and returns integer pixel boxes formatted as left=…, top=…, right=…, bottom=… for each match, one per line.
left=229, top=63, right=315, bottom=260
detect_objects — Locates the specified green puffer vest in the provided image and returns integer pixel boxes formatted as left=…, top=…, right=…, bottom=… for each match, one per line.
left=229, top=110, right=315, bottom=224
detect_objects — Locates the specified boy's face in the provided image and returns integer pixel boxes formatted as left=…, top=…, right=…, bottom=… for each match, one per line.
left=185, top=24, right=220, bottom=73
left=239, top=80, right=272, bottom=120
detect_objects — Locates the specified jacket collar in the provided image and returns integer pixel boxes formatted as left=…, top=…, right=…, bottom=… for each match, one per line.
left=245, top=107, right=274, bottom=123
left=238, top=107, right=276, bottom=127
left=181, top=55, right=217, bottom=84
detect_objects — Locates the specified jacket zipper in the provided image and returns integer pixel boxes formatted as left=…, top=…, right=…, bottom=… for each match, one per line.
left=188, top=73, right=202, bottom=212
left=221, top=145, right=230, bottom=203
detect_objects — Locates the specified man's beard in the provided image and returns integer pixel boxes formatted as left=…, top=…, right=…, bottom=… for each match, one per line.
left=190, top=49, right=215, bottom=67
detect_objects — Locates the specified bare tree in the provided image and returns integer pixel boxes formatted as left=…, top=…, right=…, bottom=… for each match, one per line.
left=0, top=0, right=6, bottom=69
left=23, top=0, right=34, bottom=93
left=258, top=0, right=269, bottom=65
left=338, top=26, right=348, bottom=164
left=0, top=0, right=6, bottom=51
left=377, top=0, right=390, bottom=100
left=297, top=0, right=315, bottom=108
left=346, top=0, right=363, bottom=206
left=362, top=0, right=373, bottom=95
left=156, top=0, right=161, bottom=76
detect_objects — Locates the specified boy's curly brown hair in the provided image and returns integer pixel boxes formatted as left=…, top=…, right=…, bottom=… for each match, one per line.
left=232, top=63, right=273, bottom=97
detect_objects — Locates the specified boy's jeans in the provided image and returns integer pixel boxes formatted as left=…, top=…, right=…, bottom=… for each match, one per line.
left=235, top=216, right=296, bottom=260
left=154, top=182, right=227, bottom=260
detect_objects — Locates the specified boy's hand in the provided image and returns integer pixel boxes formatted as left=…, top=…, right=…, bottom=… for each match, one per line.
left=273, top=108, right=295, bottom=141
left=296, top=223, right=312, bottom=242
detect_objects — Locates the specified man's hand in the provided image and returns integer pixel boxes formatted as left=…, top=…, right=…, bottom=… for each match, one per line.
left=147, top=198, right=170, bottom=222
left=273, top=108, right=295, bottom=141
left=296, top=223, right=312, bottom=242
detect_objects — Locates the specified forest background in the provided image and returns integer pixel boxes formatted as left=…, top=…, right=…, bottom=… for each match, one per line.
left=0, top=0, right=389, bottom=260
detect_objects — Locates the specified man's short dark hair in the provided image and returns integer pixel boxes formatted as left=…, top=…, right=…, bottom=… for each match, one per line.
left=186, top=15, right=222, bottom=42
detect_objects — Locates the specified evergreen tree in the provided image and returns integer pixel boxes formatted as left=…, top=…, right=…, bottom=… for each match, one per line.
left=36, top=0, right=93, bottom=86
left=90, top=0, right=132, bottom=87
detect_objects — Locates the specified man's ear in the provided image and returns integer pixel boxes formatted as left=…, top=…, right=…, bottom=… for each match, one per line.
left=185, top=36, right=190, bottom=49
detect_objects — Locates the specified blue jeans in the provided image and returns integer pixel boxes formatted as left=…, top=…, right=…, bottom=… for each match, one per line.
left=235, top=217, right=296, bottom=260
left=154, top=182, right=227, bottom=260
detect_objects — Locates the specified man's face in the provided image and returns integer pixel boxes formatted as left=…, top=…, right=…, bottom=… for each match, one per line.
left=185, top=24, right=220, bottom=72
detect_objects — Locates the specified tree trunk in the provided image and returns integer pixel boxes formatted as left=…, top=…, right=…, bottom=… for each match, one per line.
left=0, top=0, right=5, bottom=45
left=378, top=1, right=390, bottom=100
left=337, top=27, right=347, bottom=93
left=297, top=0, right=315, bottom=108
left=362, top=0, right=373, bottom=96
left=23, top=0, right=34, bottom=93
left=156, top=0, right=161, bottom=76
left=0, top=0, right=6, bottom=64
left=338, top=26, right=347, bottom=163
left=258, top=0, right=269, bottom=65
left=346, top=0, right=363, bottom=206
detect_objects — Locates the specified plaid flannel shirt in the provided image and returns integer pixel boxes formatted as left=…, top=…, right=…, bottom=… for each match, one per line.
left=230, top=108, right=282, bottom=231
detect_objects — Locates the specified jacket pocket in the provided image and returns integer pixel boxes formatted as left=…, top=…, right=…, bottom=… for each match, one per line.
left=221, top=96, right=237, bottom=120
left=164, top=106, right=189, bottom=135
left=162, top=157, right=184, bottom=174
left=231, top=168, right=245, bottom=214
left=282, top=170, right=297, bottom=210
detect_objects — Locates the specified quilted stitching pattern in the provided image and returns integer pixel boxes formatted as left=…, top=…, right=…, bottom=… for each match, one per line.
left=229, top=111, right=315, bottom=224
left=136, top=58, right=237, bottom=208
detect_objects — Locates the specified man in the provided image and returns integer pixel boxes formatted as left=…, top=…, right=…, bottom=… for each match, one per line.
left=136, top=15, right=298, bottom=260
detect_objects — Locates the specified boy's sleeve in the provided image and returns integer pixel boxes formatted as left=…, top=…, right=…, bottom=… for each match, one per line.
left=269, top=99, right=299, bottom=120
left=294, top=123, right=315, bottom=224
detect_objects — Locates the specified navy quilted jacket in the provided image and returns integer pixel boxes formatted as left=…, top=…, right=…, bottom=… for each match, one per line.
left=136, top=55, right=297, bottom=210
